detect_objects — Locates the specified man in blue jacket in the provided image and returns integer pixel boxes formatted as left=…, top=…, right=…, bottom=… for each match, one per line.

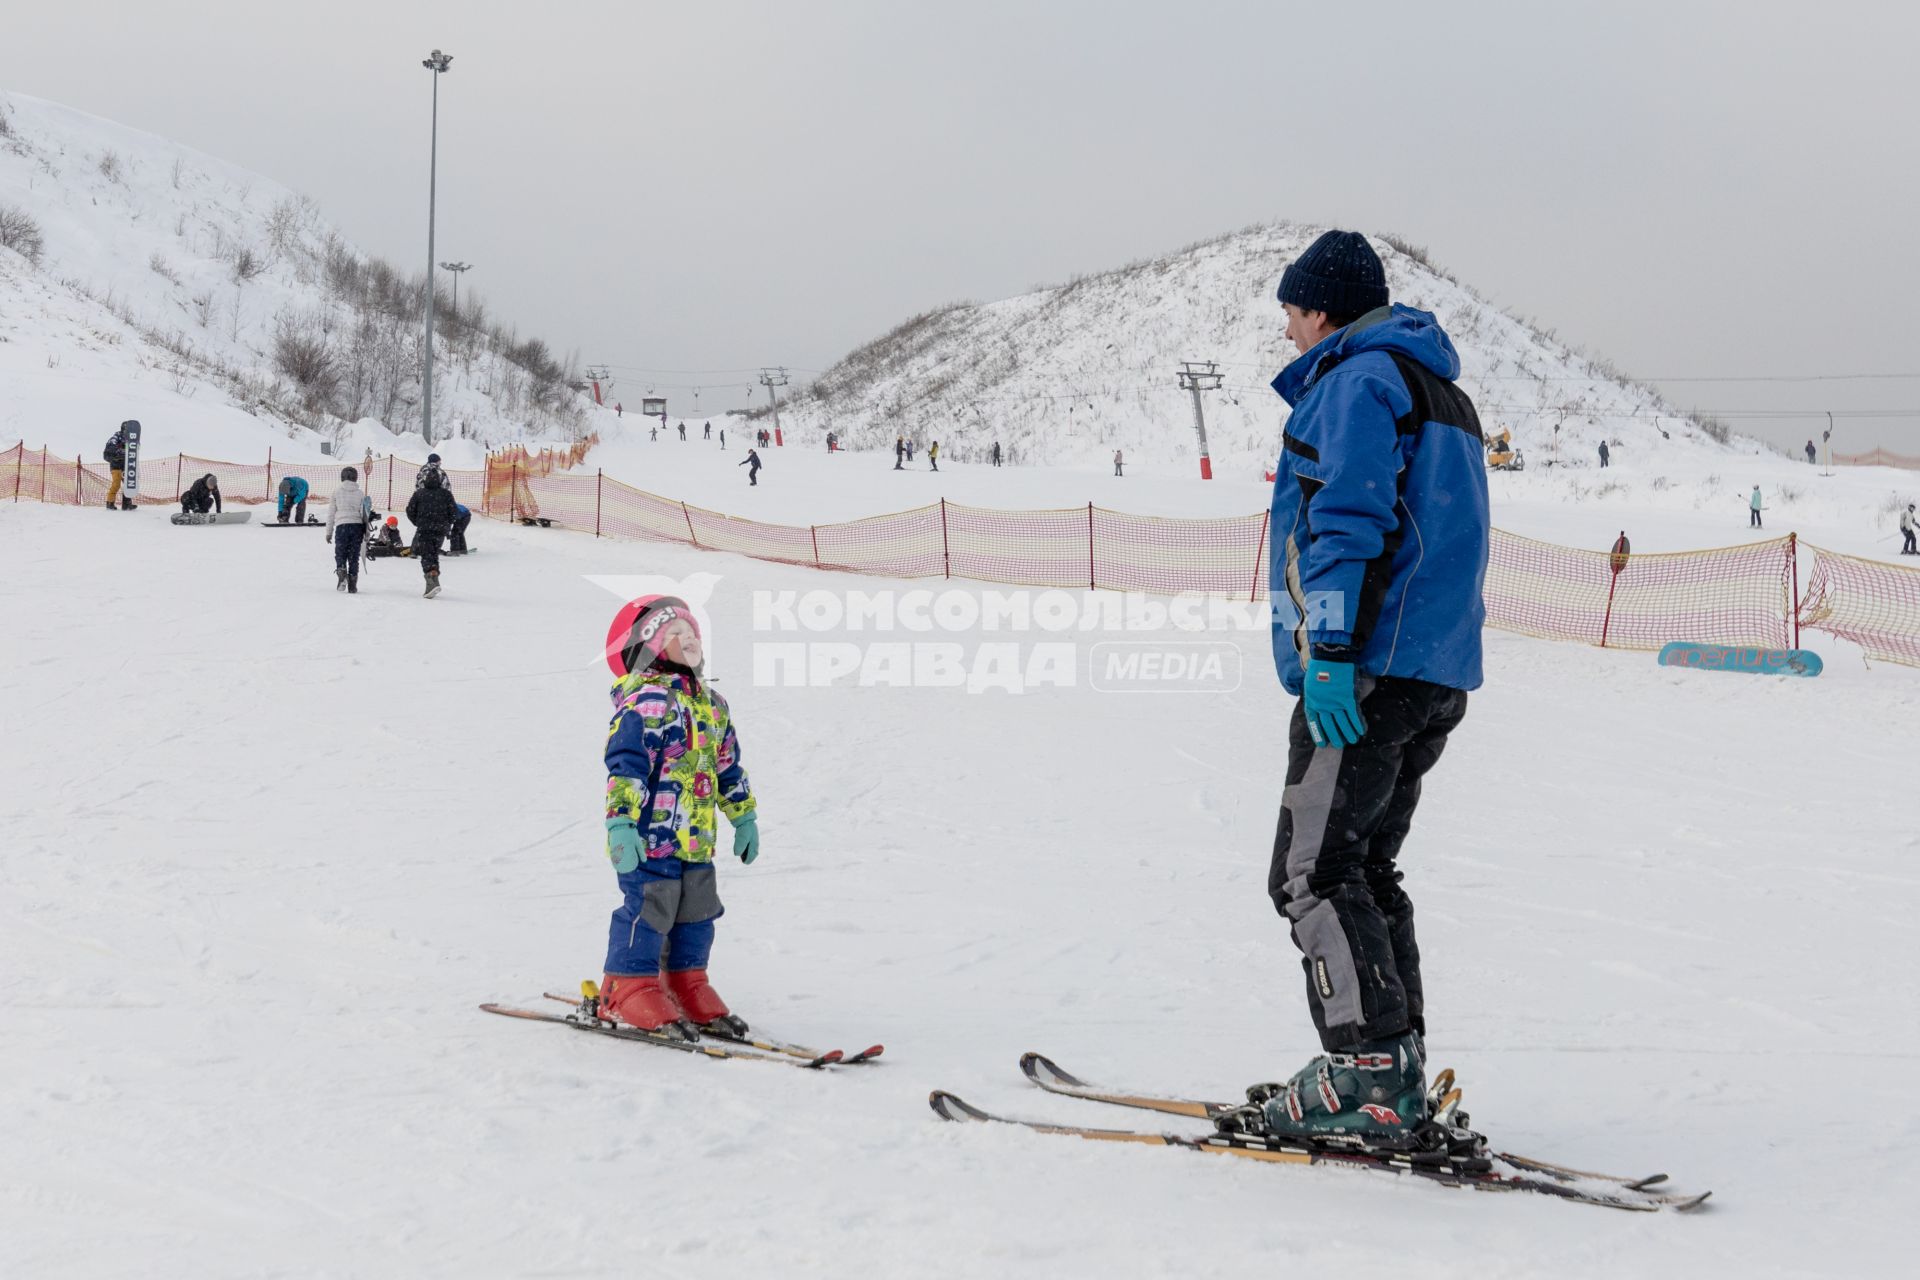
left=1226, top=231, right=1490, bottom=1154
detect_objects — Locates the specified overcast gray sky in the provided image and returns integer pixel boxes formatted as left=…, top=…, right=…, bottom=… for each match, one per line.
left=7, top=0, right=1917, bottom=451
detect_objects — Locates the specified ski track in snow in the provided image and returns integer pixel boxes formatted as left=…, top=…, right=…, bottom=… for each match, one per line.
left=1, top=501, right=1916, bottom=1279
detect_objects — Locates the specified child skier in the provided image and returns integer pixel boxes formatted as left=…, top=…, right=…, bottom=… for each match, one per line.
left=598, top=595, right=760, bottom=1040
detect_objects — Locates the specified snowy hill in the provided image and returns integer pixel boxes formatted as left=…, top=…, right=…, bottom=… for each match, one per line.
left=0, top=91, right=602, bottom=462
left=770, top=222, right=1771, bottom=478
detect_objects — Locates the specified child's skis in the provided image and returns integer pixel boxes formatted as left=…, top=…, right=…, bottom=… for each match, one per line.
left=540, top=990, right=883, bottom=1065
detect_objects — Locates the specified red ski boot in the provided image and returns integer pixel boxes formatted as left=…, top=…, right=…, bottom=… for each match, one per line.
left=598, top=974, right=685, bottom=1035
left=666, top=969, right=748, bottom=1037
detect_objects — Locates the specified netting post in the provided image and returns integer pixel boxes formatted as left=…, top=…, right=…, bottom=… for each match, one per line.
left=1250, top=509, right=1270, bottom=603
left=1087, top=502, right=1096, bottom=589
left=75, top=455, right=81, bottom=503
left=940, top=498, right=951, bottom=579
left=40, top=447, right=47, bottom=502
left=12, top=444, right=20, bottom=502
left=265, top=448, right=273, bottom=495
left=175, top=455, right=183, bottom=501
left=681, top=501, right=699, bottom=546
left=387, top=455, right=394, bottom=509
left=810, top=525, right=821, bottom=567
left=1789, top=533, right=1800, bottom=648
left=595, top=469, right=603, bottom=538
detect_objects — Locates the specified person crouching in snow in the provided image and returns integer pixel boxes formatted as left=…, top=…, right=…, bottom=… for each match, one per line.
left=598, top=595, right=759, bottom=1040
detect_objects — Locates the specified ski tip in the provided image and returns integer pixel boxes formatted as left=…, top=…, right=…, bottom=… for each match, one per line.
left=852, top=1044, right=885, bottom=1062
left=809, top=1050, right=845, bottom=1068
left=1019, top=1052, right=1081, bottom=1087
left=1628, top=1173, right=1670, bottom=1190
left=928, top=1091, right=993, bottom=1123
left=1671, top=1190, right=1712, bottom=1212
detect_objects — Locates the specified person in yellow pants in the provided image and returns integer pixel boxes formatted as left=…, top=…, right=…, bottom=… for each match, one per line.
left=103, top=427, right=128, bottom=509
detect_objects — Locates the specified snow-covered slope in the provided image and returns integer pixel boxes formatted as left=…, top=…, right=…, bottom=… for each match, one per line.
left=2, top=499, right=1915, bottom=1277
left=771, top=223, right=1771, bottom=478
left=0, top=91, right=604, bottom=461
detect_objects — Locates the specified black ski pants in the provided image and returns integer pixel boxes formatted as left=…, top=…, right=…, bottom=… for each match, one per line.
left=333, top=524, right=365, bottom=581
left=413, top=528, right=444, bottom=575
left=449, top=509, right=471, bottom=554
left=1270, top=675, right=1467, bottom=1052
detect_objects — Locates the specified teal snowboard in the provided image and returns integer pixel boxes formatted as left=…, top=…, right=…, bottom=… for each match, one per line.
left=1658, top=641, right=1822, bottom=677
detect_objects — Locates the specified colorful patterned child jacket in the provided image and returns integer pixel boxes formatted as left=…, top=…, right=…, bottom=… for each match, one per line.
left=604, top=671, right=754, bottom=863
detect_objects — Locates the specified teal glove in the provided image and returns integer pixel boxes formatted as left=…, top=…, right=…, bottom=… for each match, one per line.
left=1302, top=658, right=1366, bottom=748
left=731, top=812, right=760, bottom=865
left=605, top=816, right=643, bottom=874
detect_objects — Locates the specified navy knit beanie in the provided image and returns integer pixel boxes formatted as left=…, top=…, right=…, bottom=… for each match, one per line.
left=1278, top=230, right=1388, bottom=317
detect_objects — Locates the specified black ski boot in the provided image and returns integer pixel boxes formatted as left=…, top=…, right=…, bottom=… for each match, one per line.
left=336, top=568, right=348, bottom=592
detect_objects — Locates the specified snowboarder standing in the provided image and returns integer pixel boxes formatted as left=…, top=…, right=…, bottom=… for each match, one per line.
left=703, top=421, right=712, bottom=440
left=103, top=428, right=131, bottom=510
left=894, top=436, right=906, bottom=470
left=739, top=448, right=763, bottom=486
left=1597, top=440, right=1609, bottom=468
left=276, top=475, right=311, bottom=524
left=1750, top=484, right=1764, bottom=528
left=597, top=596, right=760, bottom=1037
left=1237, top=230, right=1490, bottom=1153
left=992, top=440, right=1003, bottom=467
left=928, top=440, right=940, bottom=472
left=324, top=466, right=372, bottom=593
left=1900, top=503, right=1916, bottom=554
left=1805, top=439, right=1817, bottom=464
left=405, top=468, right=457, bottom=598
left=180, top=473, right=222, bottom=516
left=1114, top=449, right=1124, bottom=477
left=678, top=422, right=687, bottom=442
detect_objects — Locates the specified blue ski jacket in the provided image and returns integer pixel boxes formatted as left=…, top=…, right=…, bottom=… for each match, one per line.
left=1268, top=304, right=1490, bottom=695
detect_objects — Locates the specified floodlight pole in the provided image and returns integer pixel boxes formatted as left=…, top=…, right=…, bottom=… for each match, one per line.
left=421, top=48, right=453, bottom=446
left=439, top=260, right=471, bottom=316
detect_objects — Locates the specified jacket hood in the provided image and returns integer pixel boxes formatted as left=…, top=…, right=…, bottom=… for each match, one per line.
left=1271, top=303, right=1461, bottom=405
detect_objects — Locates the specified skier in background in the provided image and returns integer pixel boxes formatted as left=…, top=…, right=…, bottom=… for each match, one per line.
left=1750, top=485, right=1764, bottom=528
left=1597, top=440, right=1609, bottom=468
left=597, top=596, right=760, bottom=1039
left=906, top=439, right=915, bottom=463
left=1900, top=503, right=1916, bottom=554
left=1805, top=439, right=1817, bottom=464
left=928, top=440, right=940, bottom=472
left=448, top=502, right=472, bottom=556
left=1229, top=229, right=1490, bottom=1154
left=276, top=475, right=311, bottom=524
left=719, top=428, right=726, bottom=450
left=895, top=436, right=906, bottom=470
left=616, top=402, right=623, bottom=418
left=405, top=468, right=458, bottom=598
left=739, top=448, right=763, bottom=486
left=703, top=422, right=712, bottom=440
left=1114, top=449, right=1124, bottom=477
left=650, top=425, right=659, bottom=442
left=103, top=427, right=129, bottom=510
left=324, top=465, right=372, bottom=593
left=992, top=440, right=1003, bottom=467
left=678, top=422, right=687, bottom=441
left=180, top=473, right=222, bottom=516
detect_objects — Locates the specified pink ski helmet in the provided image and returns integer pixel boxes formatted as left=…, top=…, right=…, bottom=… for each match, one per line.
left=605, top=594, right=700, bottom=677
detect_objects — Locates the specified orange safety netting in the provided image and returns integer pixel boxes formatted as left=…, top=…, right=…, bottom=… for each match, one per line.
left=1486, top=530, right=1796, bottom=651
left=1800, top=543, right=1920, bottom=668
left=12, top=441, right=1919, bottom=663
left=1833, top=448, right=1920, bottom=470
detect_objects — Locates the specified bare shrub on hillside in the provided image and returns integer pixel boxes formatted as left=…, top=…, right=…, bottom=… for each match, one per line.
left=230, top=245, right=265, bottom=282
left=273, top=312, right=339, bottom=409
left=1696, top=415, right=1732, bottom=445
left=148, top=251, right=182, bottom=285
left=171, top=156, right=186, bottom=189
left=0, top=203, right=45, bottom=265
left=97, top=149, right=124, bottom=182
left=191, top=291, right=215, bottom=326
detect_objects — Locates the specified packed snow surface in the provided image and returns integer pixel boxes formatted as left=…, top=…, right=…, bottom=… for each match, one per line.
left=2, top=486, right=1916, bottom=1277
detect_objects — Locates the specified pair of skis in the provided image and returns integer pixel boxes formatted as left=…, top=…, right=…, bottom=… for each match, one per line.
left=479, top=987, right=882, bottom=1071
left=929, top=1053, right=1708, bottom=1213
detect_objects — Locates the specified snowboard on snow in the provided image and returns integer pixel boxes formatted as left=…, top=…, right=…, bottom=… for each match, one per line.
left=261, top=516, right=324, bottom=527
left=171, top=511, right=253, bottom=526
left=1657, top=641, right=1822, bottom=678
